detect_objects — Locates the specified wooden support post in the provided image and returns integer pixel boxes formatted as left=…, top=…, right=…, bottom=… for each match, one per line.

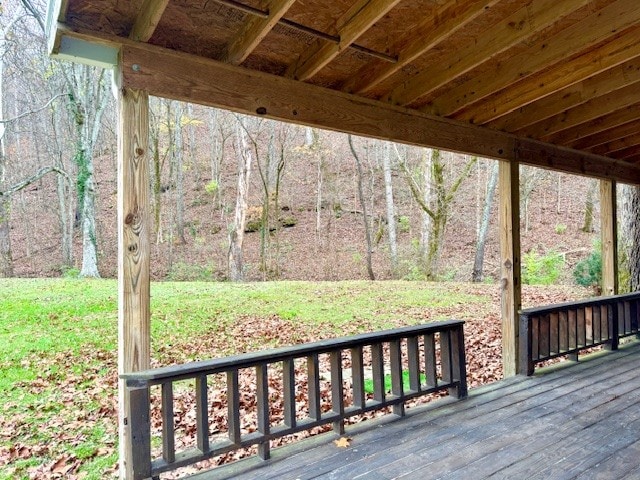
left=116, top=61, right=151, bottom=479
left=499, top=160, right=522, bottom=377
left=600, top=180, right=618, bottom=296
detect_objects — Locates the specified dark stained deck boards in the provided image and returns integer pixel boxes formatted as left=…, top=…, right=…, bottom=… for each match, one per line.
left=193, top=340, right=640, bottom=480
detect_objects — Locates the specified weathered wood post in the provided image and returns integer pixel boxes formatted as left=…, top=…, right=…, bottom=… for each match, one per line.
left=116, top=57, right=151, bottom=478
left=499, top=160, right=522, bottom=377
left=600, top=179, right=618, bottom=296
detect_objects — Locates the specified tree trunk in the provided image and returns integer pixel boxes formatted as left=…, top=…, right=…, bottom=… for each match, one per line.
left=348, top=135, right=375, bottom=280
left=582, top=179, right=597, bottom=233
left=168, top=102, right=186, bottom=245
left=63, top=64, right=110, bottom=278
left=472, top=162, right=499, bottom=282
left=382, top=141, right=398, bottom=274
left=228, top=119, right=252, bottom=281
left=624, top=185, right=640, bottom=291
left=420, top=149, right=433, bottom=267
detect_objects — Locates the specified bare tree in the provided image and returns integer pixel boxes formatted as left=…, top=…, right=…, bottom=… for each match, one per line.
left=60, top=64, right=111, bottom=277
left=382, top=141, right=398, bottom=274
left=228, top=115, right=254, bottom=281
left=348, top=135, right=375, bottom=280
left=400, top=149, right=476, bottom=280
left=472, top=161, right=498, bottom=282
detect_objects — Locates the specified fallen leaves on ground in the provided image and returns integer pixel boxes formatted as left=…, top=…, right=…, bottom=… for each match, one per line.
left=334, top=437, right=351, bottom=448
left=0, top=284, right=590, bottom=479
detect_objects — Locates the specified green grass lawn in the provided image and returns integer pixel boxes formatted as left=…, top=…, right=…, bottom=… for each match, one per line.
left=0, top=278, right=498, bottom=479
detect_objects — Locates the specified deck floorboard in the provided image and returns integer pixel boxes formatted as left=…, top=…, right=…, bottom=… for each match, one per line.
left=192, top=340, right=640, bottom=480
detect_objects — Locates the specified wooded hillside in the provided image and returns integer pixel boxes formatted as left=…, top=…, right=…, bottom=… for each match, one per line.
left=1, top=0, right=603, bottom=284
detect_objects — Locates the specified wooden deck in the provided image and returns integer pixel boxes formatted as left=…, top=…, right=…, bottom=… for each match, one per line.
left=197, top=339, right=640, bottom=480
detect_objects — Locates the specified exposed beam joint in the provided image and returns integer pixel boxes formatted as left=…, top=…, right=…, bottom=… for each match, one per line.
left=224, top=0, right=297, bottom=65
left=129, top=0, right=170, bottom=42
left=288, top=0, right=400, bottom=81
left=341, top=0, right=500, bottom=95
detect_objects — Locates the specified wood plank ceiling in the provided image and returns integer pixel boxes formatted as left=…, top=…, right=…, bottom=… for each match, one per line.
left=51, top=0, right=640, bottom=183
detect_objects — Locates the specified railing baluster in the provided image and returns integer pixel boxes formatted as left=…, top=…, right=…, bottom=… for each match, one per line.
left=531, top=316, right=539, bottom=361
left=195, top=375, right=209, bottom=453
left=585, top=307, right=594, bottom=345
left=256, top=364, right=270, bottom=460
left=161, top=382, right=175, bottom=464
left=307, top=353, right=321, bottom=420
left=227, top=370, right=241, bottom=445
left=121, top=320, right=469, bottom=479
left=577, top=308, right=586, bottom=347
left=330, top=350, right=344, bottom=434
left=550, top=312, right=559, bottom=355
left=632, top=299, right=639, bottom=335
left=371, top=343, right=385, bottom=402
left=283, top=359, right=296, bottom=429
left=593, top=305, right=601, bottom=343
left=424, top=333, right=437, bottom=388
left=407, top=336, right=420, bottom=392
left=440, top=330, right=453, bottom=387
left=351, top=347, right=366, bottom=409
left=389, top=339, right=404, bottom=416
left=558, top=310, right=568, bottom=353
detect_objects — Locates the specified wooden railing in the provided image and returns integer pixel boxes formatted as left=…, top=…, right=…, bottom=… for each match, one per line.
left=121, top=320, right=467, bottom=480
left=519, top=292, right=640, bottom=375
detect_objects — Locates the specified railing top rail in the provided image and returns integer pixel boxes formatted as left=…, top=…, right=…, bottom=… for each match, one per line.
left=520, top=291, right=640, bottom=317
left=122, top=319, right=465, bottom=386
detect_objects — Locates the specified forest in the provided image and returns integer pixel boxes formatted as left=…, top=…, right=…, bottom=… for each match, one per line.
left=2, top=0, right=640, bottom=290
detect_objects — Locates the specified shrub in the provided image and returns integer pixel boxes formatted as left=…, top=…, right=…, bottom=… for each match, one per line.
left=573, top=245, right=601, bottom=289
left=522, top=250, right=563, bottom=285
left=554, top=223, right=567, bottom=234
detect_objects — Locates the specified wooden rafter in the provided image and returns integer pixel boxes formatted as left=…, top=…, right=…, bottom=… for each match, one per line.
left=591, top=133, right=640, bottom=157
left=489, top=57, right=640, bottom=132
left=129, top=0, right=170, bottom=42
left=387, top=0, right=591, bottom=107
left=570, top=120, right=640, bottom=150
left=340, top=0, right=499, bottom=95
left=545, top=102, right=640, bottom=145
left=462, top=27, right=640, bottom=126
left=612, top=144, right=640, bottom=160
left=428, top=0, right=640, bottom=117
left=223, top=0, right=296, bottom=65
left=523, top=83, right=640, bottom=139
left=286, top=0, right=400, bottom=81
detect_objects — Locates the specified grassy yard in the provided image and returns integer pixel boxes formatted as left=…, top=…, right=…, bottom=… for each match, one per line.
left=0, top=278, right=585, bottom=479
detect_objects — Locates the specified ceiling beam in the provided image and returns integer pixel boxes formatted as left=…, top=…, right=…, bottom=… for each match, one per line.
left=287, top=0, right=400, bottom=81
left=223, top=0, right=297, bottom=65
left=340, top=0, right=499, bottom=95
left=91, top=36, right=640, bottom=184
left=523, top=83, right=640, bottom=140
left=591, top=133, right=640, bottom=157
left=387, top=0, right=590, bottom=107
left=466, top=27, right=640, bottom=125
left=545, top=102, right=640, bottom=145
left=489, top=57, right=640, bottom=132
left=428, top=0, right=640, bottom=117
left=129, top=0, right=170, bottom=42
left=570, top=120, right=640, bottom=150
left=613, top=144, right=640, bottom=160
